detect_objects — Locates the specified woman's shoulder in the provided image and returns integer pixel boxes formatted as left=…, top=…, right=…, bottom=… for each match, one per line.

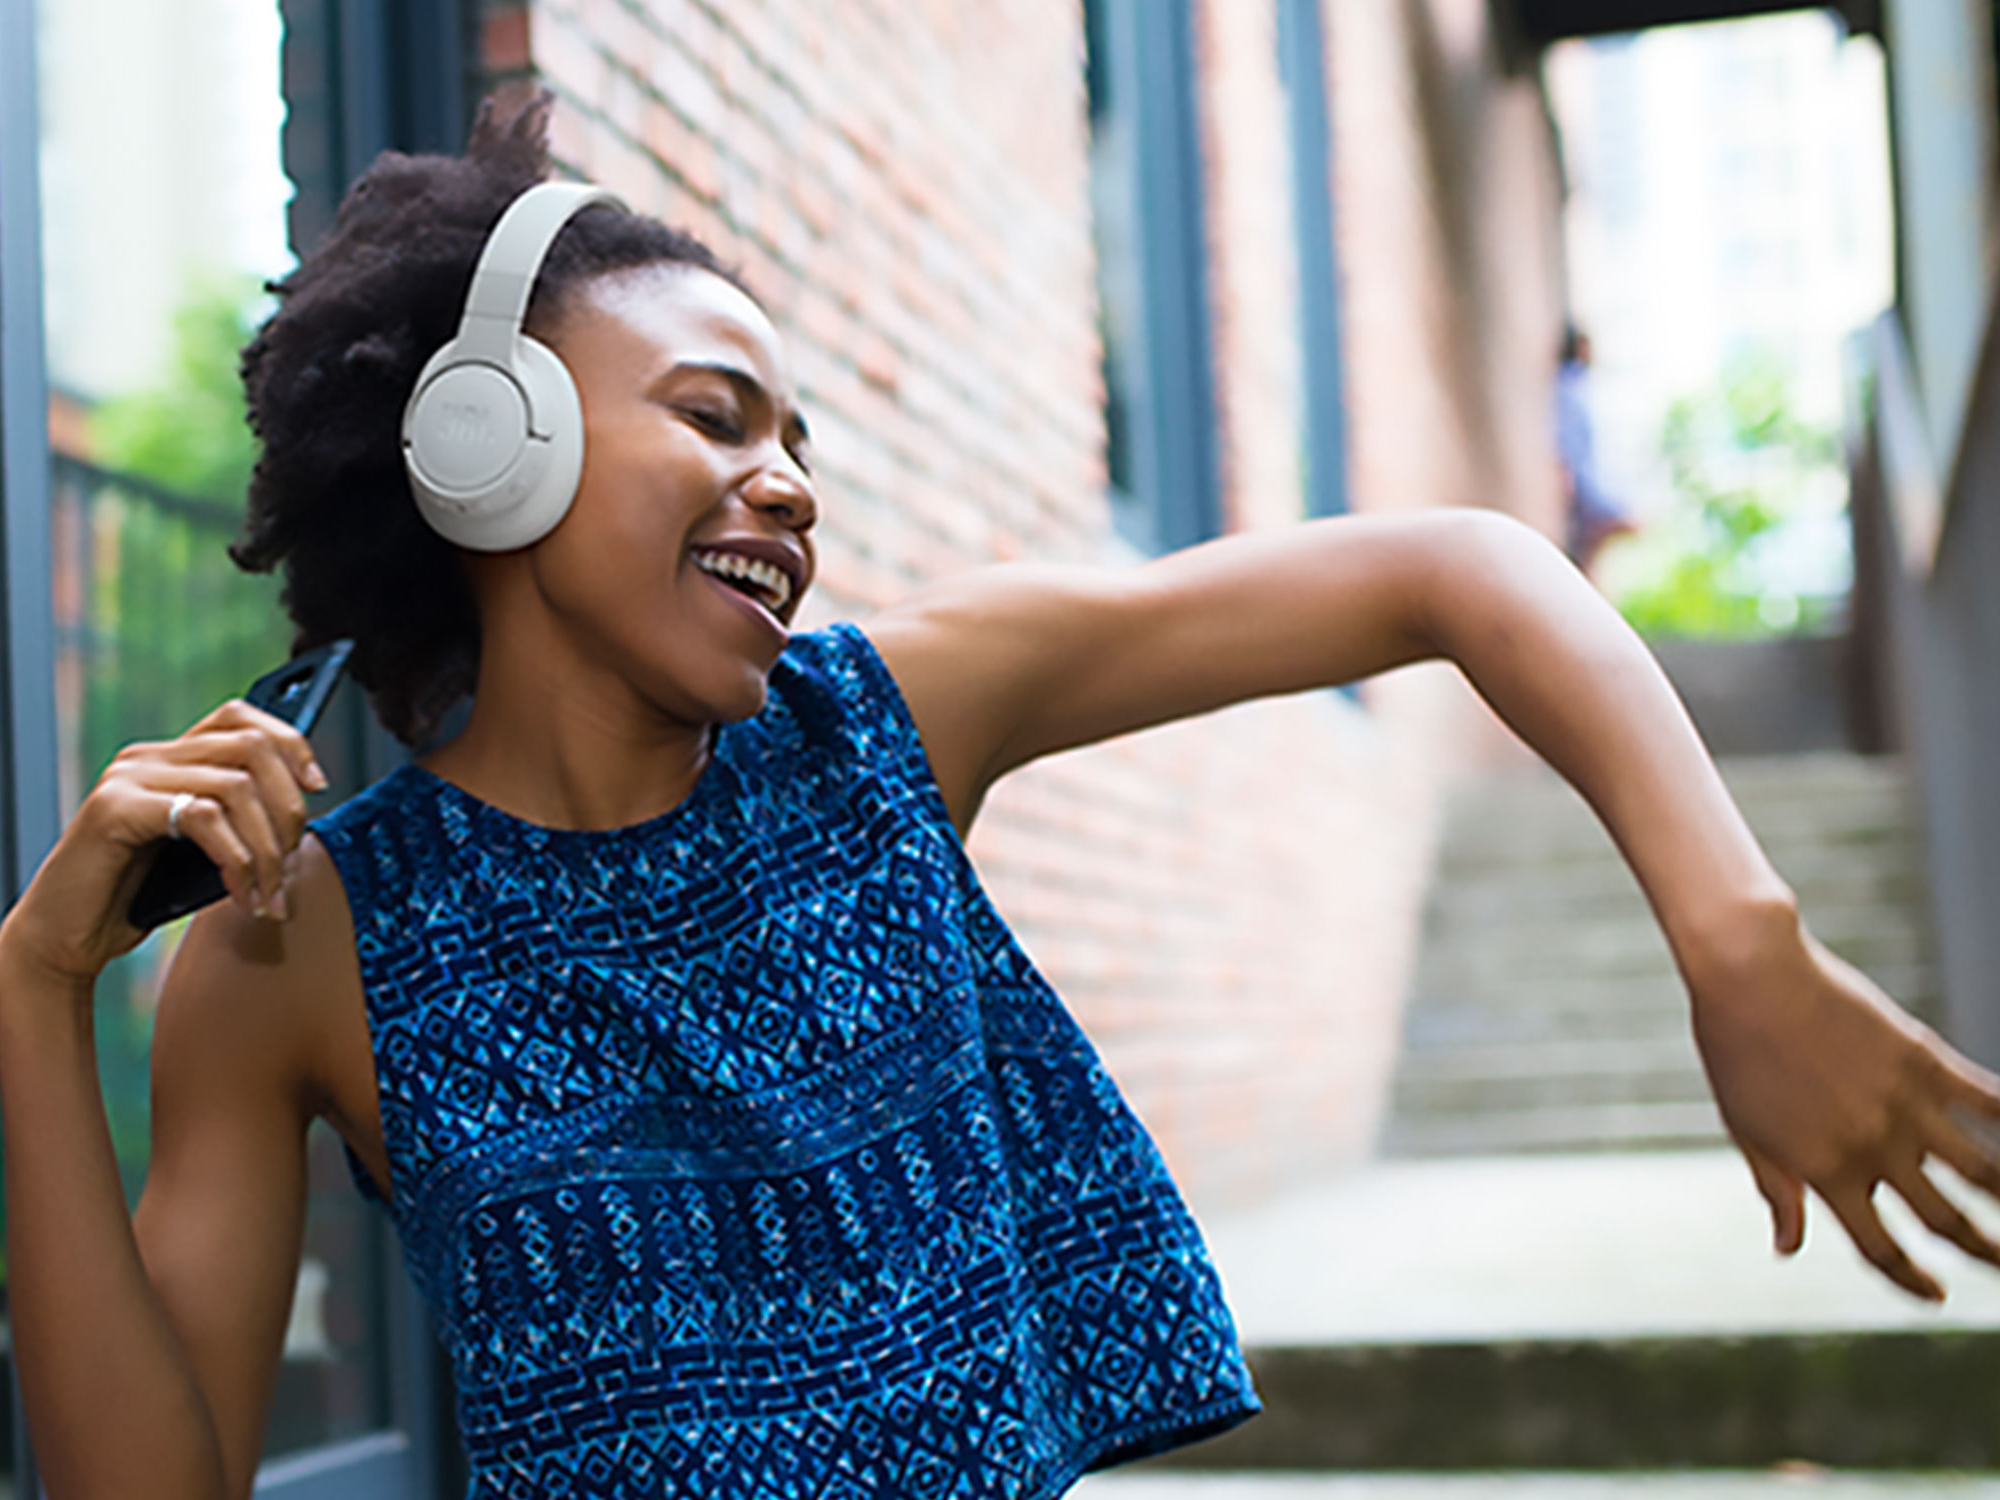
left=156, top=831, right=364, bottom=1127
left=772, top=621, right=885, bottom=697
left=307, top=765, right=459, bottom=912
left=768, top=622, right=917, bottom=742
left=309, top=763, right=433, bottom=848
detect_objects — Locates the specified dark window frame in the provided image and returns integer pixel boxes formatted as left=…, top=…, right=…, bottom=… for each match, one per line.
left=1, top=1, right=474, bottom=1494
left=1, top=0, right=67, bottom=1485
left=1085, top=0, right=1226, bottom=554
left=278, top=7, right=477, bottom=1489
left=1277, top=0, right=1352, bottom=520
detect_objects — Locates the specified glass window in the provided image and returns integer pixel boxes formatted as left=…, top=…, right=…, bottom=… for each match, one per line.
left=1082, top=0, right=1224, bottom=555
left=20, top=0, right=399, bottom=1477
left=1084, top=0, right=1152, bottom=539
left=1276, top=0, right=1350, bottom=521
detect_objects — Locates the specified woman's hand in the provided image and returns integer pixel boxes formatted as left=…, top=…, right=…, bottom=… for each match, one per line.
left=1690, top=915, right=2000, bottom=1300
left=0, top=700, right=327, bottom=990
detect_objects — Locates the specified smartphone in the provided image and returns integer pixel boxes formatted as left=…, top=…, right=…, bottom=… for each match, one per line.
left=126, top=639, right=355, bottom=932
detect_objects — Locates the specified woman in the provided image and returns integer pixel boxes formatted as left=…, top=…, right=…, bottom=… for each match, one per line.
left=4, top=96, right=1997, bottom=1500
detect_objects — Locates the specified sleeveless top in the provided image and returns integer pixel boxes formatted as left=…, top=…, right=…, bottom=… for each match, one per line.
left=313, top=624, right=1260, bottom=1500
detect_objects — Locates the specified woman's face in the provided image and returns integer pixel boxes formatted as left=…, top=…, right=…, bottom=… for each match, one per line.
left=508, top=262, right=818, bottom=730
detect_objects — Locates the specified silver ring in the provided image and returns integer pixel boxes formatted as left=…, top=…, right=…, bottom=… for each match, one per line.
left=166, top=791, right=196, bottom=841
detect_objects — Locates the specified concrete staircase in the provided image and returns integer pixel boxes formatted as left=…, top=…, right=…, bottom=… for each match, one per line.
left=1382, top=754, right=1938, bottom=1159
left=1080, top=1476, right=2000, bottom=1496
left=1070, top=753, right=2000, bottom=1494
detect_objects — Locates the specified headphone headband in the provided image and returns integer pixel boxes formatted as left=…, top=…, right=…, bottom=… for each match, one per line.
left=451, top=182, right=624, bottom=364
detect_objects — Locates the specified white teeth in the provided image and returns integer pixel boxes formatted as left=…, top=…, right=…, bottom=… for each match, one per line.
left=692, top=549, right=792, bottom=612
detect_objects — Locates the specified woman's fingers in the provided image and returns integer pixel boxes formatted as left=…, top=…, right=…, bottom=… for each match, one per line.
left=141, top=785, right=257, bottom=915
left=1924, top=1107, right=2000, bottom=1200
left=208, top=699, right=328, bottom=793
left=1939, top=1050, right=2000, bottom=1123
left=141, top=705, right=327, bottom=911
left=1822, top=1181, right=1943, bottom=1302
left=1740, top=1140, right=1806, bottom=1255
left=1888, top=1159, right=2000, bottom=1272
left=103, top=707, right=328, bottom=919
left=0, top=699, right=329, bottom=981
left=157, top=709, right=323, bottom=798
left=196, top=729, right=309, bottom=873
left=133, top=767, right=283, bottom=915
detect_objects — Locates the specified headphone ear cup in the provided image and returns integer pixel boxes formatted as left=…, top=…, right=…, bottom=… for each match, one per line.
left=486, top=335, right=585, bottom=551
left=401, top=335, right=584, bottom=552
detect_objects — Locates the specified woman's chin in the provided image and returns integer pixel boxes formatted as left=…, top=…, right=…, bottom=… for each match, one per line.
left=675, top=649, right=778, bottom=726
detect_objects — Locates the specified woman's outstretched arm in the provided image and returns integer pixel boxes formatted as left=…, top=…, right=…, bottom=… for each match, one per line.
left=0, top=703, right=328, bottom=1500
left=865, top=507, right=2000, bottom=1299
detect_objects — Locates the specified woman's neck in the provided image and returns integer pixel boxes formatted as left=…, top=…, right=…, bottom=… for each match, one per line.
left=420, top=643, right=716, bottom=834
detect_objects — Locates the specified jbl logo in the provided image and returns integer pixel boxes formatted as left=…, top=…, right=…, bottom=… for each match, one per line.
left=439, top=400, right=491, bottom=444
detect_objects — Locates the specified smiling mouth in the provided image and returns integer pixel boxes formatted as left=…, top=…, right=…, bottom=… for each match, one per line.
left=690, top=548, right=795, bottom=616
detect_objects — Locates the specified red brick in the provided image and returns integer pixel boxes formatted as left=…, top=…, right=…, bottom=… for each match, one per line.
left=581, top=0, right=657, bottom=78
left=478, top=0, right=1565, bottom=1212
left=640, top=98, right=720, bottom=202
left=647, top=37, right=727, bottom=137
left=482, top=6, right=531, bottom=73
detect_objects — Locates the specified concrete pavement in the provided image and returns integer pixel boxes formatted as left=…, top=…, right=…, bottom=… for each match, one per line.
left=1193, top=1149, right=2000, bottom=1348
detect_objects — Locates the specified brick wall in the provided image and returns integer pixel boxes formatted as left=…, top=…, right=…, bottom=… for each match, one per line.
left=1324, top=0, right=1570, bottom=769
left=483, top=0, right=1564, bottom=1208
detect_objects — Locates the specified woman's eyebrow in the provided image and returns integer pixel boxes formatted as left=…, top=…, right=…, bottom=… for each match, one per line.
left=671, top=359, right=811, bottom=445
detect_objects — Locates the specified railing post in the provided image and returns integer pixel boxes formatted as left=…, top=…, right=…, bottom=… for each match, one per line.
left=1858, top=309, right=2000, bottom=1070
left=0, top=0, right=62, bottom=1492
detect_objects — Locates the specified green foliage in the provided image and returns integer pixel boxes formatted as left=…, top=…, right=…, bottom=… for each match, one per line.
left=89, top=276, right=266, bottom=502
left=15, top=279, right=290, bottom=1258
left=1610, top=353, right=1845, bottom=640
left=74, top=487, right=284, bottom=790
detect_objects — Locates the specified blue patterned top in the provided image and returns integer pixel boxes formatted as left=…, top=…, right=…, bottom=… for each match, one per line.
left=313, top=623, right=1259, bottom=1499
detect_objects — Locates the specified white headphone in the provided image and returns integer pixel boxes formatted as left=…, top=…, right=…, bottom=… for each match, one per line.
left=402, top=181, right=625, bottom=551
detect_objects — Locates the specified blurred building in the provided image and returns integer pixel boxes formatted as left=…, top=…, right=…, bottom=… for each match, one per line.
left=10, top=0, right=1575, bottom=1246
left=8, top=0, right=2000, bottom=1492
left=1549, top=14, right=1893, bottom=515
left=36, top=0, right=289, bottom=402
left=492, top=0, right=1570, bottom=1209
left=50, top=0, right=2000, bottom=1493
left=1546, top=13, right=1895, bottom=611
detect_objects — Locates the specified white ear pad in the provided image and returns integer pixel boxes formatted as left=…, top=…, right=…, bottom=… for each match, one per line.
left=403, top=334, right=584, bottom=551
left=400, top=182, right=621, bottom=552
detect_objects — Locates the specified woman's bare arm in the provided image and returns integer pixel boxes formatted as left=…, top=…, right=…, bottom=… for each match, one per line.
left=0, top=703, right=329, bottom=1499
left=864, top=511, right=1450, bottom=828
left=865, top=508, right=2000, bottom=1297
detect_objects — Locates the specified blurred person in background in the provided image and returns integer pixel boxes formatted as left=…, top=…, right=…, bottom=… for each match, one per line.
left=1558, top=323, right=1640, bottom=574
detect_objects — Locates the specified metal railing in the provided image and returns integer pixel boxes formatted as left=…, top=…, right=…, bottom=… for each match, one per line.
left=47, top=454, right=283, bottom=812
left=1849, top=307, right=2000, bottom=1069
left=42, top=454, right=285, bottom=1184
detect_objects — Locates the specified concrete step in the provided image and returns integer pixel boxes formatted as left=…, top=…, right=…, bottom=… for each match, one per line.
left=1439, top=773, right=1917, bottom=874
left=1199, top=1153, right=2000, bottom=1348
left=1389, top=756, right=1937, bottom=1154
left=1144, top=1330, right=2000, bottom=1471
left=1381, top=1099, right=1725, bottom=1156
left=1441, top=765, right=1916, bottom=866
left=1430, top=860, right=1930, bottom=922
left=1139, top=1152, right=2000, bottom=1472
left=1402, top=966, right=1938, bottom=1042
left=1415, top=917, right=1930, bottom=988
left=1438, top=821, right=1922, bottom=879
left=1391, top=1039, right=1709, bottom=1116
left=1391, top=1039, right=1709, bottom=1117
left=1397, top=1035, right=1704, bottom=1081
left=1078, top=1477, right=2000, bottom=1499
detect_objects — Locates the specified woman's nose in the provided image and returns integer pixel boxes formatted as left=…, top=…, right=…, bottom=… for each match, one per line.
left=744, top=463, right=818, bottom=532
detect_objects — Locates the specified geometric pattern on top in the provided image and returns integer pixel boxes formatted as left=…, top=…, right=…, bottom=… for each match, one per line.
left=312, top=624, right=1260, bottom=1499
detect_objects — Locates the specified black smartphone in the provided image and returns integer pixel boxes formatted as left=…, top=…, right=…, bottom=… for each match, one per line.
left=126, top=639, right=355, bottom=932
